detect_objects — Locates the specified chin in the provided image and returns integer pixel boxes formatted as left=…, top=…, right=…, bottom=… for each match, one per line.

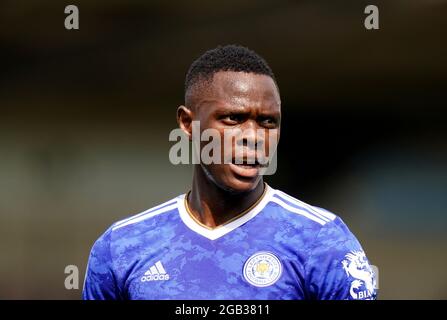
left=223, top=177, right=261, bottom=194
left=217, top=171, right=262, bottom=195
left=202, top=164, right=262, bottom=194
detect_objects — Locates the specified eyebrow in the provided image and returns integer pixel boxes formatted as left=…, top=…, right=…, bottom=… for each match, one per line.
left=197, top=97, right=281, bottom=117
left=197, top=98, right=249, bottom=113
left=215, top=105, right=251, bottom=114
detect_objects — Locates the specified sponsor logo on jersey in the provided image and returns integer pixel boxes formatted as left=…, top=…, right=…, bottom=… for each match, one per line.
left=141, top=261, right=170, bottom=282
left=341, top=251, right=376, bottom=299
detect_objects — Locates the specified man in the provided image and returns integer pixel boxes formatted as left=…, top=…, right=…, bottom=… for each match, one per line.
left=83, top=45, right=377, bottom=300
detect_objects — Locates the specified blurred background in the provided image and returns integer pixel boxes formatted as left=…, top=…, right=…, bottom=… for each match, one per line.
left=1, top=0, right=446, bottom=299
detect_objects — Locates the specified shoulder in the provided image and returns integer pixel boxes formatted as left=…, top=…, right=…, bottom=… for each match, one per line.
left=266, top=186, right=360, bottom=246
left=92, top=195, right=182, bottom=249
left=267, top=186, right=339, bottom=228
left=110, top=196, right=181, bottom=232
left=266, top=189, right=377, bottom=300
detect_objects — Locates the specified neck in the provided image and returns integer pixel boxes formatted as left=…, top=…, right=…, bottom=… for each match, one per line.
left=187, top=166, right=265, bottom=229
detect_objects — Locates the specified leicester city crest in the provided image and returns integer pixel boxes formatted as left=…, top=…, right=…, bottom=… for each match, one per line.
left=243, top=251, right=282, bottom=287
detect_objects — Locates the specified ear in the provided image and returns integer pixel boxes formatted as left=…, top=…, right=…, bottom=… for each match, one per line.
left=177, top=105, right=193, bottom=140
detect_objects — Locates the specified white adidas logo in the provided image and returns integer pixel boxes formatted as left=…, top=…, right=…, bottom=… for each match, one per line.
left=141, top=261, right=170, bottom=282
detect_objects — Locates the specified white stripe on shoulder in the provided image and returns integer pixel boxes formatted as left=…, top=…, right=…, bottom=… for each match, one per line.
left=311, top=205, right=337, bottom=221
left=112, top=201, right=178, bottom=231
left=270, top=197, right=327, bottom=225
left=274, top=192, right=330, bottom=222
left=112, top=198, right=178, bottom=229
left=276, top=190, right=336, bottom=222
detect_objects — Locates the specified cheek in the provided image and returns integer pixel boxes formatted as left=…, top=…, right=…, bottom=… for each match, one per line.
left=265, top=129, right=280, bottom=153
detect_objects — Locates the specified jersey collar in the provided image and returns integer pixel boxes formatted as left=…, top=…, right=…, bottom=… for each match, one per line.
left=177, top=183, right=273, bottom=240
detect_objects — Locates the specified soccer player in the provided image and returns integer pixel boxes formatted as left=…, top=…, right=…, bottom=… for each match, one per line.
left=83, top=45, right=377, bottom=300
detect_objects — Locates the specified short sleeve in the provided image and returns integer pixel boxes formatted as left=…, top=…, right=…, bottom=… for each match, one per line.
left=82, top=229, right=122, bottom=300
left=305, top=217, right=377, bottom=300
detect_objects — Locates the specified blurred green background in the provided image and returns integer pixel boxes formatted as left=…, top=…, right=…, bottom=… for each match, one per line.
left=1, top=0, right=446, bottom=299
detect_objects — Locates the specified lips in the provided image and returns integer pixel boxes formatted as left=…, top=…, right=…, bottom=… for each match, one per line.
left=228, top=157, right=266, bottom=178
left=229, top=162, right=260, bottom=178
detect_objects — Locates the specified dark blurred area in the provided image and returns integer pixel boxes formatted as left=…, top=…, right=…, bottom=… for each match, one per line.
left=0, top=0, right=446, bottom=299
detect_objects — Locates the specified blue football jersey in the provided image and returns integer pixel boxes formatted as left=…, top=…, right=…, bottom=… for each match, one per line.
left=83, top=184, right=377, bottom=300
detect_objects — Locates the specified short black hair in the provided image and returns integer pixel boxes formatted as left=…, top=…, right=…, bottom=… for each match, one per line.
left=185, top=45, right=276, bottom=101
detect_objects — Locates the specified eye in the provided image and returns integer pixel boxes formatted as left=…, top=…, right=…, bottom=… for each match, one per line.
left=259, top=117, right=277, bottom=127
left=222, top=114, right=244, bottom=124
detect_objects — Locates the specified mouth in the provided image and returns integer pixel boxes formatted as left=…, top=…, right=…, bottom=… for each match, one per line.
left=228, top=158, right=267, bottom=178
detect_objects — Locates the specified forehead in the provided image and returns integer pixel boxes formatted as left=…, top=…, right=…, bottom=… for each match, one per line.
left=194, top=71, right=281, bottom=112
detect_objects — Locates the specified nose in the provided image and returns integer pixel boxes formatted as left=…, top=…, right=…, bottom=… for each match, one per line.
left=237, top=120, right=264, bottom=150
